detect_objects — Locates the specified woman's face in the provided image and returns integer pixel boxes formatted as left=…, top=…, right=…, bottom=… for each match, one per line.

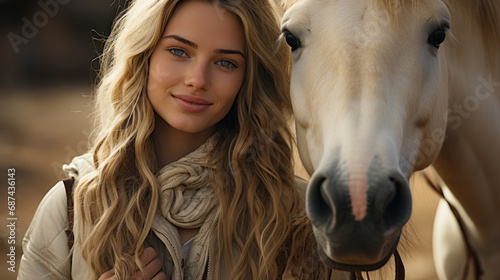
left=147, top=0, right=246, bottom=135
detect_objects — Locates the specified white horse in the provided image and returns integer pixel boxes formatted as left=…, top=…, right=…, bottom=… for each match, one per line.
left=280, top=0, right=500, bottom=278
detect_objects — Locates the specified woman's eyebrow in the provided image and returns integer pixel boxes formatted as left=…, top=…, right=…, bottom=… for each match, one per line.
left=215, top=49, right=245, bottom=59
left=163, top=35, right=198, bottom=48
left=163, top=34, right=245, bottom=59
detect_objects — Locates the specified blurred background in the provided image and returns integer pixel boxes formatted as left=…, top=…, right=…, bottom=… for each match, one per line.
left=0, top=0, right=440, bottom=279
left=1, top=1, right=120, bottom=279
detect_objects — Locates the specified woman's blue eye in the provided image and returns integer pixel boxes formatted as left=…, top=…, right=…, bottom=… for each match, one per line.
left=216, top=60, right=237, bottom=70
left=168, top=48, right=187, bottom=58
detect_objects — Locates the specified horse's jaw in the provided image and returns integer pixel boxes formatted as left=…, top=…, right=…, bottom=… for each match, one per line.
left=315, top=228, right=401, bottom=271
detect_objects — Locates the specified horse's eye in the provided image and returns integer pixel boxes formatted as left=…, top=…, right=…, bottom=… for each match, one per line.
left=284, top=31, right=301, bottom=52
left=427, top=27, right=447, bottom=49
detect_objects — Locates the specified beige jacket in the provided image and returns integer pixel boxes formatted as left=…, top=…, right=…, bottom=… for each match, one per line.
left=18, top=154, right=96, bottom=280
left=18, top=154, right=309, bottom=280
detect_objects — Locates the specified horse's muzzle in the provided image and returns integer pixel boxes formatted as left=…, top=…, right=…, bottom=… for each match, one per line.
left=306, top=162, right=412, bottom=271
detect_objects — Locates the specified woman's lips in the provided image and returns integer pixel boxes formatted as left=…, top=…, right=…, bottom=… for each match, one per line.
left=171, top=94, right=212, bottom=113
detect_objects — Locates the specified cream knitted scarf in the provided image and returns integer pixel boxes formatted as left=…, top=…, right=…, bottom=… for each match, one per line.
left=156, top=136, right=219, bottom=280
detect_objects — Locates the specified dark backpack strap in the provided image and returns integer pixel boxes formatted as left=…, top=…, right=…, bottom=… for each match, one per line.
left=63, top=178, right=75, bottom=250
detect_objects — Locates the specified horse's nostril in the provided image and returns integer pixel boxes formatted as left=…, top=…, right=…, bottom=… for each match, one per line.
left=307, top=169, right=411, bottom=238
left=306, top=175, right=334, bottom=227
left=383, top=174, right=412, bottom=232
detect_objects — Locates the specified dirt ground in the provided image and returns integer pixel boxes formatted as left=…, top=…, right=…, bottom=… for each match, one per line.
left=0, top=89, right=440, bottom=279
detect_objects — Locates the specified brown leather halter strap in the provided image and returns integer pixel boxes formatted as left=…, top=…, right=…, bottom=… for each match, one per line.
left=422, top=171, right=483, bottom=280
left=63, top=177, right=75, bottom=250
left=349, top=249, right=405, bottom=280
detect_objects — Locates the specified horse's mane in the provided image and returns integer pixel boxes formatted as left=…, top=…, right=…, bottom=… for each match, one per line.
left=448, top=0, right=500, bottom=61
left=278, top=0, right=298, bottom=10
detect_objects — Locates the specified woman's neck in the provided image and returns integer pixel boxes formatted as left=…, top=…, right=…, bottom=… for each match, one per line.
left=152, top=114, right=215, bottom=167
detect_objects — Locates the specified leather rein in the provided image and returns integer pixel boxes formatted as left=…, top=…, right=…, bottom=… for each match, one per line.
left=348, top=250, right=405, bottom=280
left=422, top=171, right=483, bottom=280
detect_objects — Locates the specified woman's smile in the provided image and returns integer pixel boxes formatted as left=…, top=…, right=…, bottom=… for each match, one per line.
left=171, top=94, right=213, bottom=113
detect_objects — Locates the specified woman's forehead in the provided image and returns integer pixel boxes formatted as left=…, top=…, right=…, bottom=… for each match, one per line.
left=163, top=0, right=245, bottom=51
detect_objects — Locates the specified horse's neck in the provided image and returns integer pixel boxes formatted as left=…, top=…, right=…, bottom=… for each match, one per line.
left=433, top=0, right=500, bottom=245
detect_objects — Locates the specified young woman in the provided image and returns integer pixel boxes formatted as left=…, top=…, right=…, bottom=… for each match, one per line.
left=18, top=0, right=334, bottom=279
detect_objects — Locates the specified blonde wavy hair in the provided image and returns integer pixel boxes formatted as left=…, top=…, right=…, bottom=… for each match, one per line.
left=74, top=0, right=330, bottom=279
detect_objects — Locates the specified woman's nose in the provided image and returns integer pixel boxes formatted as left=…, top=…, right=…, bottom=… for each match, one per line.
left=184, top=60, right=209, bottom=91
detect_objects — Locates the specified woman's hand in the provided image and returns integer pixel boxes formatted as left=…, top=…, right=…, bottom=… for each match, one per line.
left=98, top=247, right=167, bottom=280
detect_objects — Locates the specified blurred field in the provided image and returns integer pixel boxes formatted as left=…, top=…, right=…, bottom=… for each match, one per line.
left=0, top=89, right=440, bottom=279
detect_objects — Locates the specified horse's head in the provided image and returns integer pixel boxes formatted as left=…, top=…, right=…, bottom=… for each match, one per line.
left=282, top=0, right=451, bottom=271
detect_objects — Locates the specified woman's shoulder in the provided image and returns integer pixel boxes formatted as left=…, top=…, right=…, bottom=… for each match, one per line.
left=62, top=152, right=95, bottom=183
left=23, top=181, right=69, bottom=248
left=22, top=152, right=94, bottom=260
left=19, top=180, right=72, bottom=279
